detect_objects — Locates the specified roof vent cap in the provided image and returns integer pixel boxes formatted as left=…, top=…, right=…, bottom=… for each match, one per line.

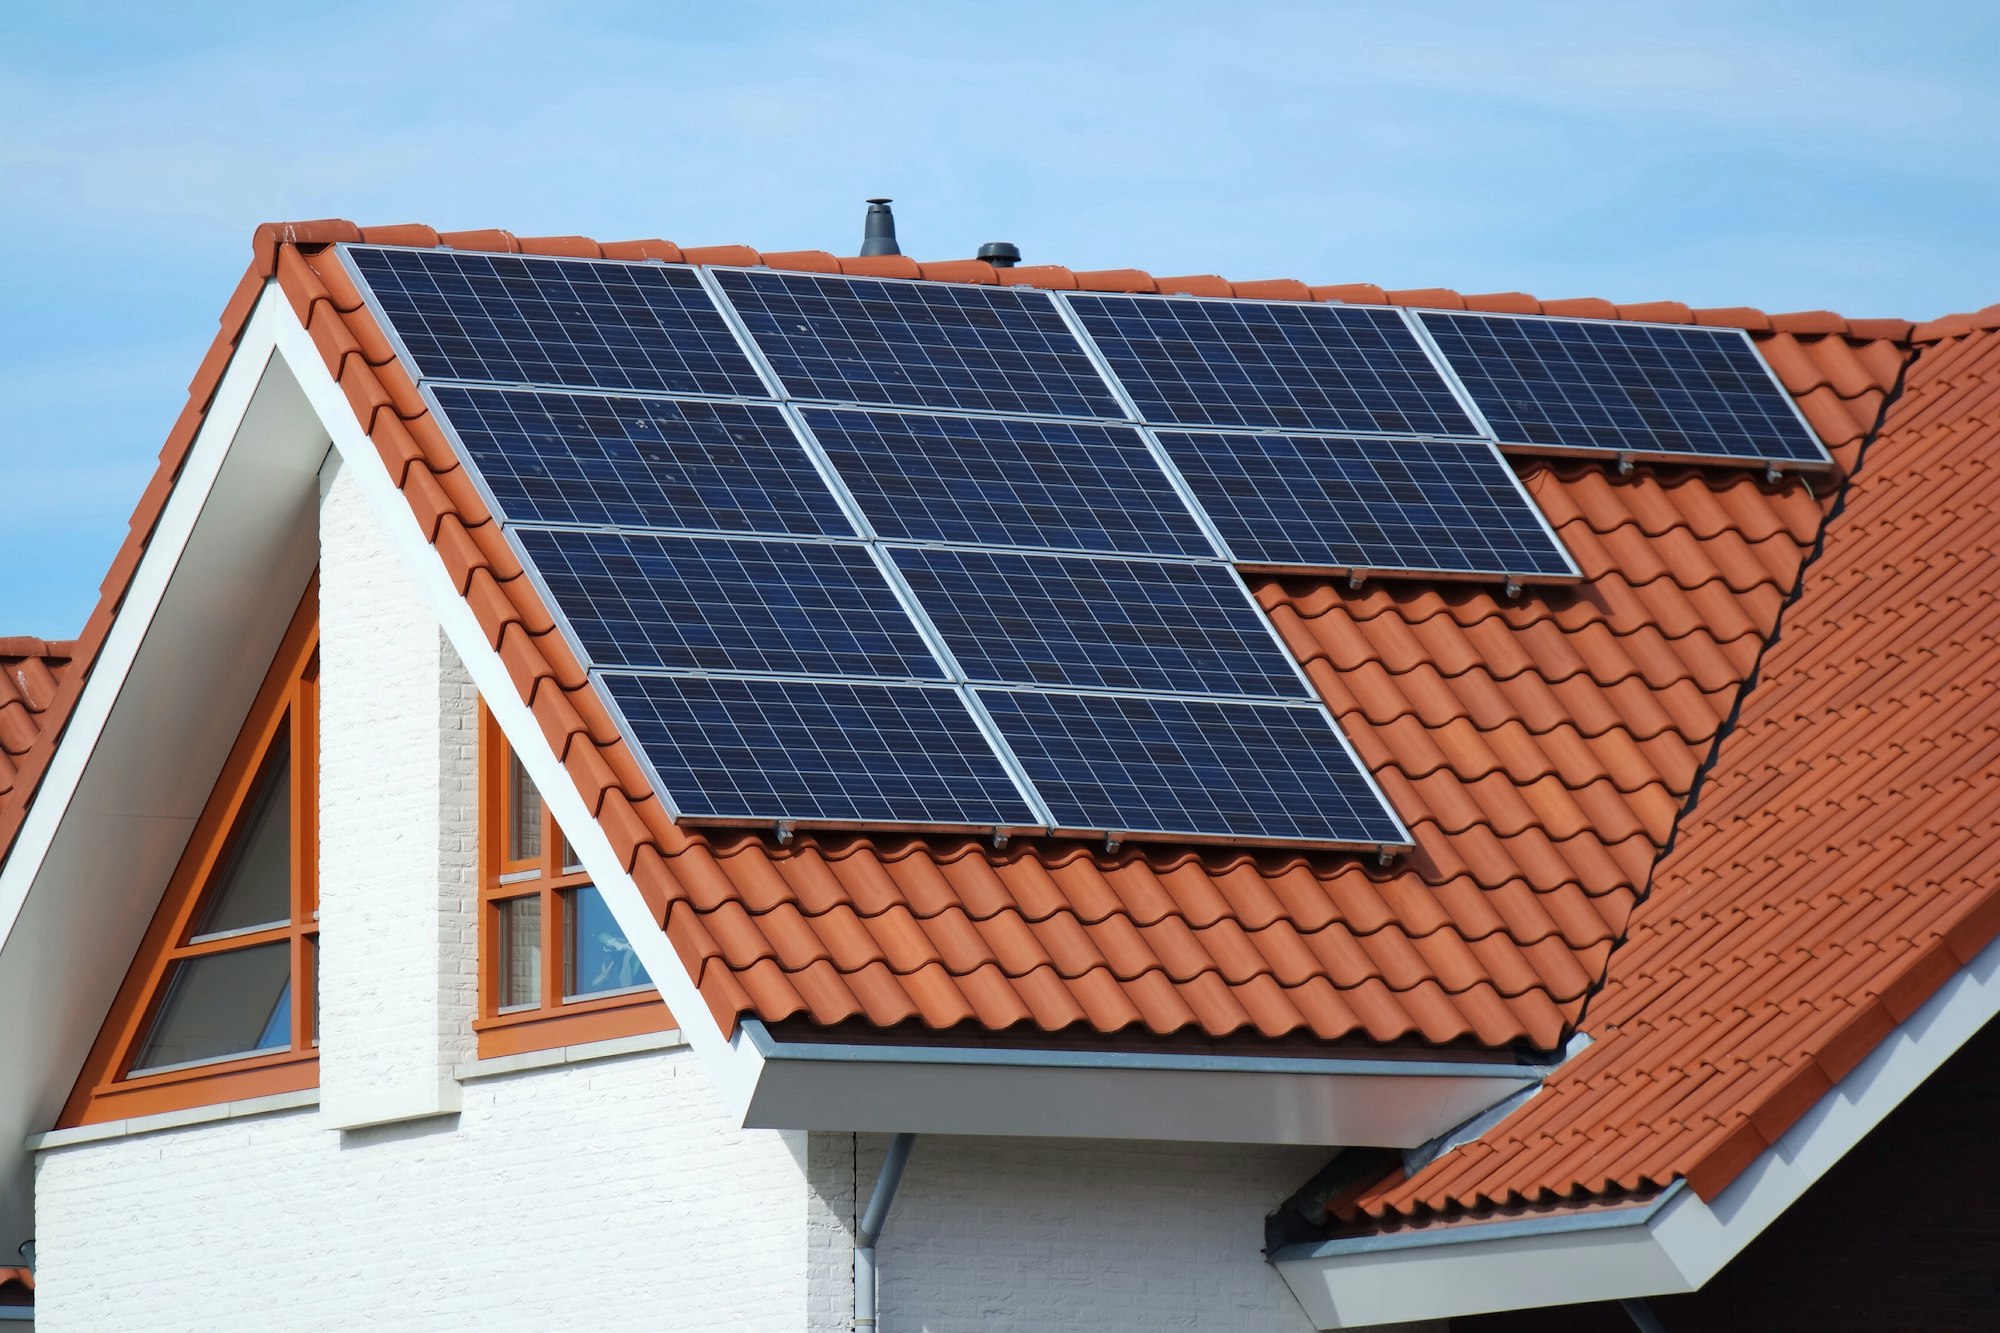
left=977, top=241, right=1021, bottom=268
left=860, top=198, right=901, bottom=257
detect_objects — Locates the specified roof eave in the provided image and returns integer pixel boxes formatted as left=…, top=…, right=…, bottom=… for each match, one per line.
left=733, top=1018, right=1548, bottom=1147
left=1267, top=924, right=2000, bottom=1326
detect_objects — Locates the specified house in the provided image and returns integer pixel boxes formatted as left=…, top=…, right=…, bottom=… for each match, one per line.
left=0, top=215, right=1994, bottom=1331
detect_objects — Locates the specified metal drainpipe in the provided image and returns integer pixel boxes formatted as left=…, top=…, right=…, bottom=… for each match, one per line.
left=1620, top=1297, right=1667, bottom=1332
left=854, top=1133, right=916, bottom=1332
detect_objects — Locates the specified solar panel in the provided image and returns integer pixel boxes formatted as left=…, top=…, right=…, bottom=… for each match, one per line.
left=893, top=548, right=1302, bottom=698
left=977, top=690, right=1403, bottom=845
left=431, top=387, right=855, bottom=536
left=714, top=268, right=1125, bottom=419
left=1417, top=311, right=1830, bottom=465
left=517, top=529, right=943, bottom=679
left=345, top=246, right=767, bottom=398
left=1158, top=430, right=1575, bottom=578
left=802, top=408, right=1214, bottom=558
left=603, top=674, right=1036, bottom=827
left=1065, top=293, right=1480, bottom=437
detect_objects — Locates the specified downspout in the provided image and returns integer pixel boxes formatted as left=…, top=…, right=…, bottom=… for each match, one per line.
left=854, top=1133, right=916, bottom=1332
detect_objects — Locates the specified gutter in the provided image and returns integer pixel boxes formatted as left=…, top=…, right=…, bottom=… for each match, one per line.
left=734, top=1019, right=1551, bottom=1149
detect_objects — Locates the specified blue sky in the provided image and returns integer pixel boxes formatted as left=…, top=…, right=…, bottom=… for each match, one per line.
left=4, top=1, right=1997, bottom=637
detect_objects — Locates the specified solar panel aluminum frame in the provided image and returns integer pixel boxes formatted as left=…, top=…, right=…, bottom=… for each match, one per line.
left=1156, top=429, right=1582, bottom=586
left=334, top=243, right=784, bottom=403
left=971, top=684, right=1412, bottom=852
left=1051, top=288, right=1490, bottom=442
left=1405, top=307, right=1834, bottom=472
left=699, top=264, right=1132, bottom=422
left=590, top=673, right=1054, bottom=840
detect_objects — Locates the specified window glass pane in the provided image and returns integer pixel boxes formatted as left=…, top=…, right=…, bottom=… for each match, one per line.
left=564, top=886, right=653, bottom=998
left=497, top=896, right=543, bottom=1010
left=508, top=750, right=543, bottom=862
left=132, top=942, right=292, bottom=1073
left=194, top=734, right=293, bottom=937
left=307, top=935, right=319, bottom=1046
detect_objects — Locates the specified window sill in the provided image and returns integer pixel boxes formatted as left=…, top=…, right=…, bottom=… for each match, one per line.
left=456, top=1027, right=686, bottom=1082
left=28, top=1088, right=319, bottom=1152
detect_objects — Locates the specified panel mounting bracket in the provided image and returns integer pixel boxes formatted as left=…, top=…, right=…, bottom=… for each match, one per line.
left=1764, top=461, right=1783, bottom=484
left=1615, top=452, right=1636, bottom=475
left=992, top=830, right=1010, bottom=850
left=1347, top=570, right=1367, bottom=591
left=1376, top=846, right=1397, bottom=868
left=1104, top=833, right=1124, bottom=854
left=774, top=820, right=796, bottom=846
left=1503, top=575, right=1523, bottom=599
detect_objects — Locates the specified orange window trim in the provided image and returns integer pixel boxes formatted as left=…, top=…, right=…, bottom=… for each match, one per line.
left=476, top=704, right=671, bottom=1059
left=58, top=580, right=322, bottom=1129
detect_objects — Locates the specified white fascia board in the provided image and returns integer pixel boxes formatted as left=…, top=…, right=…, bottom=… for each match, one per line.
left=0, top=289, right=327, bottom=1246
left=1271, top=929, right=2000, bottom=1327
left=265, top=304, right=760, bottom=1114
left=737, top=1021, right=1544, bottom=1146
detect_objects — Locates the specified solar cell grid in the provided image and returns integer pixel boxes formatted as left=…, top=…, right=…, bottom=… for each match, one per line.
left=346, top=246, right=767, bottom=398
left=1418, top=311, right=1829, bottom=465
left=804, top=407, right=1215, bottom=557
left=1066, top=293, right=1481, bottom=437
left=893, top=548, right=1303, bottom=697
left=517, top=529, right=942, bottom=679
left=978, top=690, right=1403, bottom=845
left=432, top=387, right=855, bottom=536
left=714, top=268, right=1125, bottom=419
left=604, top=674, right=1036, bottom=827
left=1159, top=430, right=1574, bottom=578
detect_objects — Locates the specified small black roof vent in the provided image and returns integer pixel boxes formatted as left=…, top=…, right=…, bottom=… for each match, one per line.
left=860, top=198, right=901, bottom=257
left=977, top=241, right=1022, bottom=269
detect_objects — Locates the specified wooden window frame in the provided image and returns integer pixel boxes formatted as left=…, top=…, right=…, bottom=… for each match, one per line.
left=475, top=705, right=670, bottom=1058
left=59, top=580, right=321, bottom=1128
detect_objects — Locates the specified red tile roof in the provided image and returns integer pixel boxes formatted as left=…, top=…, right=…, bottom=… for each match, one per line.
left=242, top=220, right=1906, bottom=1056
left=0, top=637, right=76, bottom=828
left=1339, top=317, right=2000, bottom=1223
left=12, top=223, right=1995, bottom=1227
left=0, top=1264, right=28, bottom=1304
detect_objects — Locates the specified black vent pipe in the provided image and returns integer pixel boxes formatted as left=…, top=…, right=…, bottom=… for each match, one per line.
left=860, top=198, right=900, bottom=257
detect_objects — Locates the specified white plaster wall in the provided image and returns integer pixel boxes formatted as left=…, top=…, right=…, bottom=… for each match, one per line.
left=809, top=1133, right=1328, bottom=1333
left=32, top=1048, right=812, bottom=1332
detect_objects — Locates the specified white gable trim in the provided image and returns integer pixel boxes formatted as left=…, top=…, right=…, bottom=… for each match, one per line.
left=0, top=288, right=329, bottom=1245
left=1270, top=928, right=2000, bottom=1327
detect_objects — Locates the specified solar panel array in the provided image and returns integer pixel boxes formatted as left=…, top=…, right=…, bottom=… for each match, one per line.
left=342, top=242, right=1821, bottom=847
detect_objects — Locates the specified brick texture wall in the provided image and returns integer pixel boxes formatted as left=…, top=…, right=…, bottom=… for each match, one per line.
left=32, top=1050, right=811, bottom=1331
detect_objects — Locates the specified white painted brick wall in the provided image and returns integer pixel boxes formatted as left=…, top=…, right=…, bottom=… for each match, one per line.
left=317, top=457, right=477, bottom=1126
left=808, top=1133, right=1329, bottom=1333
left=33, top=1049, right=811, bottom=1332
